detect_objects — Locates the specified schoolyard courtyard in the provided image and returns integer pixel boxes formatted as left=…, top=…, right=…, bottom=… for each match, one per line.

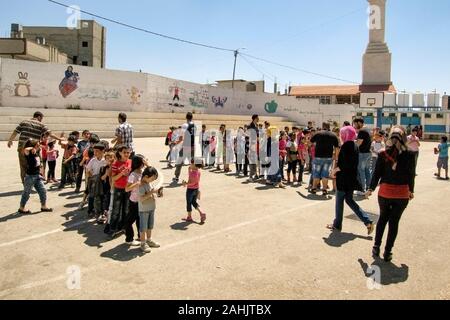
left=0, top=138, right=448, bottom=300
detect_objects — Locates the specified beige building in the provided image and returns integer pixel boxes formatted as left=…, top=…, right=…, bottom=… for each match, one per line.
left=3, top=20, right=106, bottom=68
left=215, top=79, right=265, bottom=93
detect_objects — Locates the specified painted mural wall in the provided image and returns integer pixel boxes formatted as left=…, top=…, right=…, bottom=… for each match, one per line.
left=0, top=58, right=355, bottom=126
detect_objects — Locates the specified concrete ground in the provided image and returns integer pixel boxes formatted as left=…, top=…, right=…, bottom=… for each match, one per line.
left=0, top=138, right=448, bottom=300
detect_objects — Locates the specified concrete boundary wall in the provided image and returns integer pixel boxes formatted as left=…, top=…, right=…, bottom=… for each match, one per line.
left=0, top=58, right=355, bottom=126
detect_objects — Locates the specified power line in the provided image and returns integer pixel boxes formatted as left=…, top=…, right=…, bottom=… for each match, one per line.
left=239, top=54, right=276, bottom=82
left=240, top=52, right=359, bottom=84
left=47, top=0, right=235, bottom=53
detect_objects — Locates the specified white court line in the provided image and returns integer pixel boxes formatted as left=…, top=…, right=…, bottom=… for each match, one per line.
left=0, top=200, right=326, bottom=297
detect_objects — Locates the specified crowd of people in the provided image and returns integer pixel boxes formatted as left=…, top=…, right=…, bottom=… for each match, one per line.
left=6, top=110, right=450, bottom=260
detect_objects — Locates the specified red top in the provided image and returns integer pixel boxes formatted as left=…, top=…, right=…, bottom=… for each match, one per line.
left=112, top=159, right=132, bottom=189
left=41, top=140, right=48, bottom=159
left=187, top=167, right=201, bottom=190
left=379, top=183, right=410, bottom=199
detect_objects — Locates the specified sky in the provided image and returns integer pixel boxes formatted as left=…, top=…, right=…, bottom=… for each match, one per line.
left=1, top=0, right=449, bottom=95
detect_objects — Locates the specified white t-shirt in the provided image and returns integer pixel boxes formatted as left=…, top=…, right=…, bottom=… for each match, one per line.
left=371, top=141, right=385, bottom=157
left=127, top=171, right=141, bottom=203
left=86, top=158, right=106, bottom=176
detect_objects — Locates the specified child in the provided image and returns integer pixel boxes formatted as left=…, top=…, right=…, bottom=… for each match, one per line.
left=371, top=133, right=385, bottom=174
left=99, top=152, right=114, bottom=224
left=125, top=155, right=146, bottom=247
left=75, top=130, right=91, bottom=193
left=85, top=143, right=106, bottom=221
left=107, top=145, right=132, bottom=239
left=138, top=167, right=162, bottom=253
left=279, top=132, right=287, bottom=181
left=182, top=161, right=206, bottom=223
left=46, top=140, right=59, bottom=183
left=19, top=139, right=53, bottom=214
left=165, top=127, right=174, bottom=163
left=40, top=132, right=50, bottom=180
left=286, top=133, right=298, bottom=184
left=435, top=136, right=450, bottom=180
left=58, top=135, right=78, bottom=189
left=298, top=136, right=308, bottom=185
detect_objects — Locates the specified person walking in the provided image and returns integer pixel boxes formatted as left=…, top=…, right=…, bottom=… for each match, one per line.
left=366, top=126, right=416, bottom=262
left=327, top=126, right=374, bottom=234
left=173, top=112, right=196, bottom=183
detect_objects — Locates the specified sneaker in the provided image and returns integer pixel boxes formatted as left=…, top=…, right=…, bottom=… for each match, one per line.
left=140, top=243, right=151, bottom=253
left=126, top=240, right=141, bottom=247
left=146, top=240, right=161, bottom=248
left=372, top=246, right=381, bottom=258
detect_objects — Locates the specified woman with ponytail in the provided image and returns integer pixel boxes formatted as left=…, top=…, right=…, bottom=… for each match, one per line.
left=366, top=126, right=416, bottom=262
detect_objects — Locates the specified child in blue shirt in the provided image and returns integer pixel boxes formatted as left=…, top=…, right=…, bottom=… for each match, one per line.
left=435, top=136, right=449, bottom=180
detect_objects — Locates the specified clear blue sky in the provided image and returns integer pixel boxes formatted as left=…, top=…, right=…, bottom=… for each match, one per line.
left=1, top=0, right=449, bottom=94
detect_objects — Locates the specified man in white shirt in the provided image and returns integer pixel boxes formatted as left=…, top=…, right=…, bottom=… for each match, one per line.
left=407, top=127, right=421, bottom=175
left=173, top=113, right=197, bottom=183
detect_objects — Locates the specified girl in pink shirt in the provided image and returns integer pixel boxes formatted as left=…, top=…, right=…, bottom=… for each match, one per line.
left=182, top=161, right=206, bottom=224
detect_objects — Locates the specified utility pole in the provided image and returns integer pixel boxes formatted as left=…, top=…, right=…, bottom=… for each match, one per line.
left=232, top=49, right=239, bottom=90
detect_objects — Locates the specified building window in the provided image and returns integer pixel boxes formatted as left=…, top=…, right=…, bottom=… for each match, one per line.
left=425, top=114, right=432, bottom=119
left=82, top=41, right=88, bottom=48
left=73, top=56, right=78, bottom=64
left=437, top=114, right=444, bottom=119
left=412, top=113, right=419, bottom=118
left=389, top=113, right=396, bottom=118
left=319, top=96, right=331, bottom=105
left=82, top=61, right=88, bottom=66
left=356, top=112, right=363, bottom=117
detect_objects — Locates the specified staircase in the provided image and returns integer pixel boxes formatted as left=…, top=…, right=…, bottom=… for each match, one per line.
left=0, top=108, right=301, bottom=140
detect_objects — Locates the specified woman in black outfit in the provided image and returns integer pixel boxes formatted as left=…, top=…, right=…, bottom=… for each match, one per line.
left=366, top=126, right=415, bottom=262
left=327, top=126, right=374, bottom=234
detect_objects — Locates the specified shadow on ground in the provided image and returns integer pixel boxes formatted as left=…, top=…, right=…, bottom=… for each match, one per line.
left=323, top=231, right=373, bottom=247
left=297, top=191, right=333, bottom=201
left=358, top=258, right=409, bottom=286
left=100, top=243, right=145, bottom=262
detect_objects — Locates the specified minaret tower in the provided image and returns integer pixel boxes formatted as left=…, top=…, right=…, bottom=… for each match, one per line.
left=363, top=0, right=392, bottom=85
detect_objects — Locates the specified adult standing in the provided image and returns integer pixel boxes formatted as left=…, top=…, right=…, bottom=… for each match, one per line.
left=353, top=117, right=372, bottom=195
left=327, top=126, right=374, bottom=233
left=114, top=113, right=134, bottom=157
left=366, top=126, right=415, bottom=262
left=247, top=114, right=260, bottom=182
left=7, top=111, right=62, bottom=183
left=407, top=127, right=421, bottom=175
left=310, top=123, right=340, bottom=195
left=173, top=112, right=196, bottom=183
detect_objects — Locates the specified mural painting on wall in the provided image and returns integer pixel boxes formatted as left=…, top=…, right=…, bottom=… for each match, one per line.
left=189, top=87, right=209, bottom=108
left=14, top=72, right=31, bottom=97
left=168, top=83, right=186, bottom=108
left=59, top=66, right=80, bottom=98
left=212, top=96, right=227, bottom=108
left=264, top=100, right=279, bottom=114
left=237, top=103, right=253, bottom=110
left=78, top=89, right=121, bottom=100
left=127, top=86, right=144, bottom=105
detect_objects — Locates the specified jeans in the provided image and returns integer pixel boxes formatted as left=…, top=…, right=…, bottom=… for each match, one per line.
left=411, top=151, right=419, bottom=175
left=20, top=174, right=47, bottom=208
left=298, top=161, right=305, bottom=183
left=312, top=158, right=333, bottom=180
left=47, top=160, right=56, bottom=180
left=109, top=188, right=130, bottom=234
left=333, top=190, right=372, bottom=231
left=186, top=188, right=199, bottom=212
left=125, top=201, right=140, bottom=242
left=358, top=153, right=372, bottom=192
left=371, top=157, right=378, bottom=177
left=375, top=197, right=409, bottom=253
left=75, top=158, right=84, bottom=190
left=139, top=210, right=155, bottom=233
left=60, top=159, right=74, bottom=187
